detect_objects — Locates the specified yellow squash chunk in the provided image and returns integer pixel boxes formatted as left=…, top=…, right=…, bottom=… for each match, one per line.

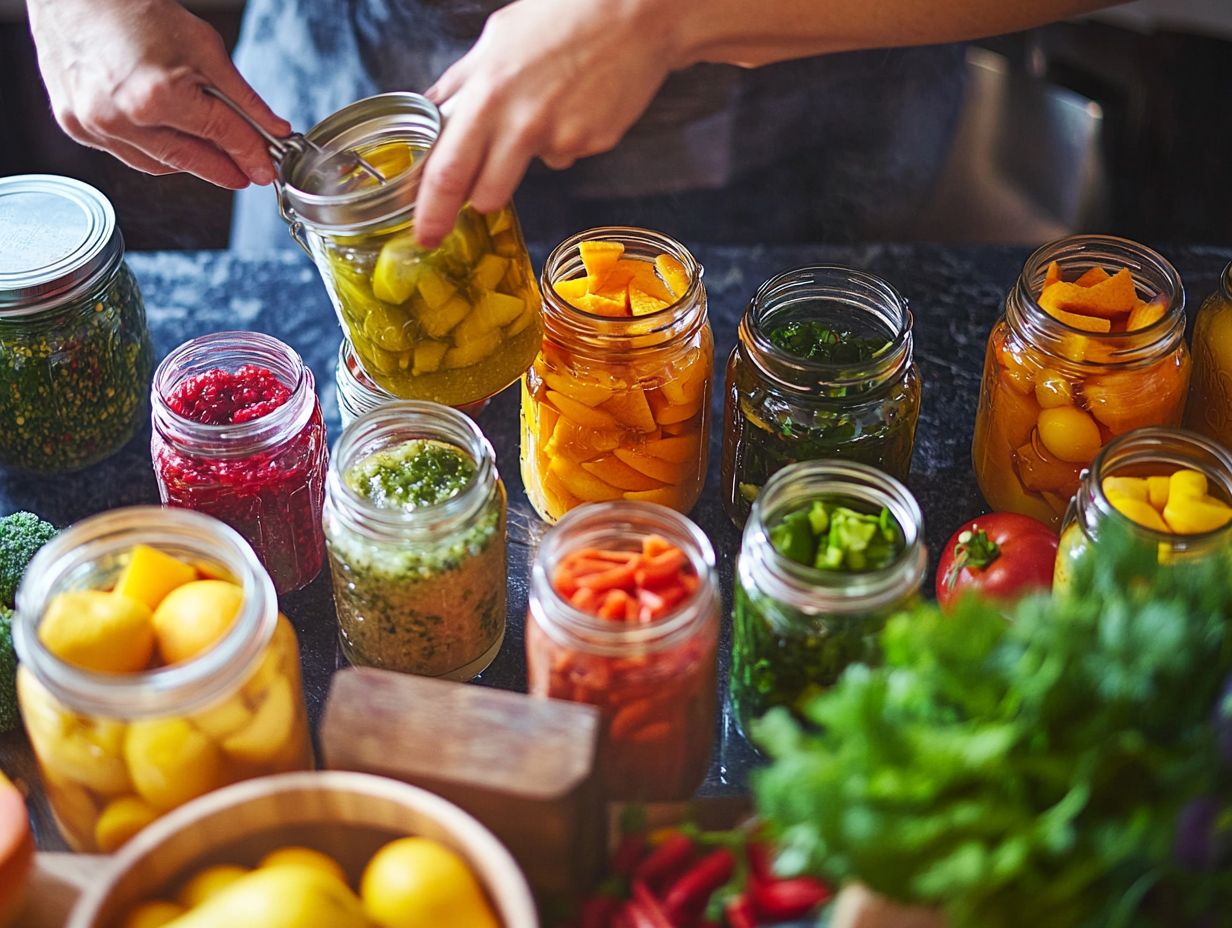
left=541, top=471, right=581, bottom=515
left=623, top=486, right=686, bottom=509
left=1102, top=476, right=1149, bottom=502
left=124, top=717, right=224, bottom=811
left=542, top=371, right=614, bottom=407
left=443, top=330, right=500, bottom=369
left=189, top=692, right=253, bottom=740
left=1037, top=406, right=1102, bottom=464
left=548, top=391, right=619, bottom=429
left=1169, top=468, right=1208, bottom=500
left=1042, top=260, right=1062, bottom=289
left=95, top=795, right=160, bottom=853
left=114, top=545, right=198, bottom=612
left=643, top=434, right=700, bottom=463
left=505, top=304, right=537, bottom=337
left=472, top=290, right=523, bottom=328
left=548, top=458, right=622, bottom=503
left=1038, top=296, right=1113, bottom=333
left=625, top=261, right=675, bottom=303
left=603, top=387, right=657, bottom=432
left=415, top=268, right=457, bottom=310
left=582, top=457, right=664, bottom=492
left=1147, top=475, right=1171, bottom=510
left=1073, top=266, right=1111, bottom=288
left=613, top=448, right=680, bottom=483
left=1127, top=296, right=1167, bottom=331
left=363, top=304, right=414, bottom=352
left=451, top=307, right=497, bottom=346
left=1042, top=268, right=1137, bottom=318
left=40, top=590, right=154, bottom=674
left=579, top=240, right=624, bottom=282
left=417, top=295, right=470, bottom=339
left=152, top=579, right=243, bottom=665
left=652, top=393, right=704, bottom=426
left=222, top=675, right=295, bottom=765
left=372, top=235, right=423, bottom=304
left=655, top=254, right=689, bottom=297
left=1108, top=495, right=1170, bottom=532
left=630, top=286, right=669, bottom=317
left=491, top=229, right=520, bottom=258
left=470, top=253, right=510, bottom=291
left=485, top=208, right=512, bottom=236
left=546, top=418, right=620, bottom=462
left=179, top=865, right=252, bottom=907
left=552, top=276, right=591, bottom=305
left=412, top=340, right=449, bottom=375
left=1164, top=493, right=1232, bottom=535
left=576, top=292, right=627, bottom=318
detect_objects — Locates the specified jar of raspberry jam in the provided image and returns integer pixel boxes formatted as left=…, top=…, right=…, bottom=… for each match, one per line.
left=151, top=331, right=328, bottom=593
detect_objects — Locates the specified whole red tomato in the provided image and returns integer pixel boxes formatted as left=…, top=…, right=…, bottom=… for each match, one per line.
left=936, top=513, right=1059, bottom=608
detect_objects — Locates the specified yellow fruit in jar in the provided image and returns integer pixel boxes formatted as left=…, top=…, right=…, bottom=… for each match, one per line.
left=121, top=900, right=186, bottom=928
left=1147, top=475, right=1171, bottom=510
left=372, top=234, right=424, bottom=304
left=1036, top=406, right=1102, bottom=464
left=1106, top=495, right=1170, bottom=533
left=360, top=837, right=499, bottom=928
left=113, top=545, right=199, bottom=611
left=39, top=590, right=154, bottom=673
left=1101, top=476, right=1149, bottom=503
left=124, top=718, right=224, bottom=811
left=178, top=864, right=251, bottom=907
left=1164, top=493, right=1232, bottom=535
left=163, top=865, right=370, bottom=928
left=259, top=846, right=348, bottom=884
left=152, top=580, right=244, bottom=665
left=1169, top=468, right=1208, bottom=501
left=95, top=795, right=160, bottom=852
left=221, top=675, right=295, bottom=765
left=188, top=693, right=253, bottom=740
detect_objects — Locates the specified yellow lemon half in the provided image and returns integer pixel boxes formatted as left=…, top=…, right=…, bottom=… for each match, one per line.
left=360, top=837, right=498, bottom=928
left=152, top=580, right=243, bottom=665
left=39, top=590, right=154, bottom=673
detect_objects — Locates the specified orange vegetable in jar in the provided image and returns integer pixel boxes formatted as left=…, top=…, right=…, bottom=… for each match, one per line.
left=971, top=236, right=1190, bottom=528
left=522, top=229, right=712, bottom=523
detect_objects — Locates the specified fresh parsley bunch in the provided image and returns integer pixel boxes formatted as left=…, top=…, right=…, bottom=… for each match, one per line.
left=753, top=526, right=1232, bottom=927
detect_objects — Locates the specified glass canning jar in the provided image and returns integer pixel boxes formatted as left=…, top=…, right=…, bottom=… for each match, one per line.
left=323, top=401, right=506, bottom=680
left=1053, top=428, right=1232, bottom=594
left=1184, top=261, right=1232, bottom=450
left=278, top=92, right=542, bottom=406
left=12, top=507, right=312, bottom=853
left=526, top=502, right=719, bottom=801
left=972, top=235, right=1190, bottom=529
left=729, top=460, right=926, bottom=739
left=151, top=331, right=328, bottom=594
left=521, top=227, right=713, bottom=522
left=334, top=339, right=488, bottom=429
left=0, top=175, right=152, bottom=472
left=720, top=265, right=920, bottom=527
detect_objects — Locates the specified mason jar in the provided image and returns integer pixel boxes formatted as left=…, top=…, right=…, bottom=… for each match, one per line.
left=972, top=235, right=1190, bottom=529
left=323, top=401, right=506, bottom=680
left=521, top=227, right=712, bottom=522
left=1054, top=427, right=1232, bottom=594
left=151, top=331, right=328, bottom=594
left=1184, top=261, right=1232, bottom=450
left=526, top=502, right=718, bottom=801
left=729, top=460, right=926, bottom=738
left=0, top=175, right=152, bottom=472
left=12, top=507, right=312, bottom=853
left=720, top=265, right=920, bottom=527
left=278, top=92, right=542, bottom=406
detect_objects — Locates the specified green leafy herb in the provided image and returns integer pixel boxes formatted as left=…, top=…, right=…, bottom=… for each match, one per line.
left=769, top=499, right=903, bottom=572
left=768, top=321, right=887, bottom=365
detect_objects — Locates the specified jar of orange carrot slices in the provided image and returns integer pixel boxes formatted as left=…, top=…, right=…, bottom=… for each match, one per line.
left=521, top=228, right=712, bottom=522
left=971, top=235, right=1190, bottom=528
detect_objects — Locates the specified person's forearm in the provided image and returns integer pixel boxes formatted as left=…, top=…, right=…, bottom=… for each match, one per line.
left=667, top=0, right=1121, bottom=68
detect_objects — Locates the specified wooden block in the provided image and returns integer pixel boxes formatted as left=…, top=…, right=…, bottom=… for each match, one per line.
left=321, top=668, right=605, bottom=901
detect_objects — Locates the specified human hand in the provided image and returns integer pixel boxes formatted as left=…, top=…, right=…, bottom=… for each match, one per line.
left=417, top=0, right=678, bottom=247
left=28, top=0, right=290, bottom=189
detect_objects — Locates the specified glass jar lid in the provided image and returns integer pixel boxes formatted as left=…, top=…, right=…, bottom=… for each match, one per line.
left=0, top=174, right=123, bottom=316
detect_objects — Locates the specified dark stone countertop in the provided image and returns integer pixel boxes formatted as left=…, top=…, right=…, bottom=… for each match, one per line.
left=3, top=242, right=1229, bottom=851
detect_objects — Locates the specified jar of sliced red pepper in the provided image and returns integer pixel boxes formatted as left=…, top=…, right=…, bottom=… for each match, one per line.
left=527, top=501, right=718, bottom=801
left=151, top=331, right=328, bottom=593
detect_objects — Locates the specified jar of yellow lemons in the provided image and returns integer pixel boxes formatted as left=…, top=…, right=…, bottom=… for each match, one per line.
left=12, top=507, right=312, bottom=852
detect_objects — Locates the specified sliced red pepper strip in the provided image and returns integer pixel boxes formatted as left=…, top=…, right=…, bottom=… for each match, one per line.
left=745, top=841, right=774, bottom=885
left=724, top=894, right=757, bottom=928
left=611, top=832, right=648, bottom=876
left=630, top=880, right=675, bottom=928
left=580, top=896, right=621, bottom=928
left=663, top=848, right=736, bottom=923
left=633, top=833, right=694, bottom=891
left=634, top=549, right=688, bottom=587
left=750, top=877, right=832, bottom=920
left=570, top=587, right=599, bottom=611
left=576, top=558, right=640, bottom=592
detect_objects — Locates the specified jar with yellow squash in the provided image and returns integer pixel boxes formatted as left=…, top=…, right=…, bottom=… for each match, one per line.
left=11, top=507, right=311, bottom=853
left=521, top=228, right=712, bottom=521
left=1053, top=427, right=1232, bottom=594
left=1184, top=260, right=1232, bottom=450
left=971, top=235, right=1190, bottom=528
left=278, top=93, right=541, bottom=406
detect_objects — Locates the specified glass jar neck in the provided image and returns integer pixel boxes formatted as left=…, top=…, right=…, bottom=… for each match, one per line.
left=540, top=226, right=705, bottom=360
left=335, top=339, right=394, bottom=422
left=1073, top=427, right=1232, bottom=555
left=529, top=502, right=718, bottom=658
left=1007, top=235, right=1185, bottom=369
left=741, top=460, right=926, bottom=618
left=326, top=400, right=498, bottom=544
left=152, top=330, right=317, bottom=459
left=737, top=265, right=913, bottom=399
left=12, top=507, right=276, bottom=718
left=1221, top=261, right=1232, bottom=304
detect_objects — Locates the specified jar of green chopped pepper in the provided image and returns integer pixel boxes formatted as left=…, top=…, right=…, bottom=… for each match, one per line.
left=720, top=266, right=920, bottom=527
left=0, top=175, right=153, bottom=472
left=730, top=460, right=926, bottom=738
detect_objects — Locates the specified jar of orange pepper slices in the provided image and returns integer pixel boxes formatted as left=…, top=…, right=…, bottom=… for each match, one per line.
left=521, top=228, right=712, bottom=522
left=971, top=235, right=1190, bottom=528
left=526, top=502, right=718, bottom=801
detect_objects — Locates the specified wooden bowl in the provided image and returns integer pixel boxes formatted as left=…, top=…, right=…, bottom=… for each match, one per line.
left=67, top=771, right=539, bottom=928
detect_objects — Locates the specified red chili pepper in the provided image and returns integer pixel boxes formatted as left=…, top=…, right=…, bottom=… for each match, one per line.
left=663, top=848, right=736, bottom=922
left=750, top=877, right=832, bottom=920
left=745, top=841, right=775, bottom=885
left=629, top=882, right=675, bottom=928
left=633, top=833, right=694, bottom=890
left=724, top=894, right=757, bottom=928
left=578, top=896, right=621, bottom=928
left=612, top=832, right=649, bottom=876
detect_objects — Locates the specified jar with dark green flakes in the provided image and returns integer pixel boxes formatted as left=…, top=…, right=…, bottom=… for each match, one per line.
left=0, top=175, right=153, bottom=472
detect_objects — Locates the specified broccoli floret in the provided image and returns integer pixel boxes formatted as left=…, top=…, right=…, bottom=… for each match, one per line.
left=0, top=607, right=17, bottom=733
left=0, top=511, right=57, bottom=608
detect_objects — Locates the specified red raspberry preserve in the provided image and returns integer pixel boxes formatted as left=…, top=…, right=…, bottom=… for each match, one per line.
left=151, top=331, right=328, bottom=593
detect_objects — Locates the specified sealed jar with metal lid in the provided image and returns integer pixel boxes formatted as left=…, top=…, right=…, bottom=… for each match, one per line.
left=0, top=175, right=153, bottom=471
left=1184, top=261, right=1232, bottom=450
left=334, top=339, right=488, bottom=428
left=720, top=265, right=920, bottom=527
left=278, top=93, right=542, bottom=406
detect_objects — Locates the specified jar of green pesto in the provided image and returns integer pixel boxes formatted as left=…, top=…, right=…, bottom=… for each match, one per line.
left=730, top=460, right=926, bottom=739
left=323, top=400, right=506, bottom=679
left=0, top=175, right=153, bottom=472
